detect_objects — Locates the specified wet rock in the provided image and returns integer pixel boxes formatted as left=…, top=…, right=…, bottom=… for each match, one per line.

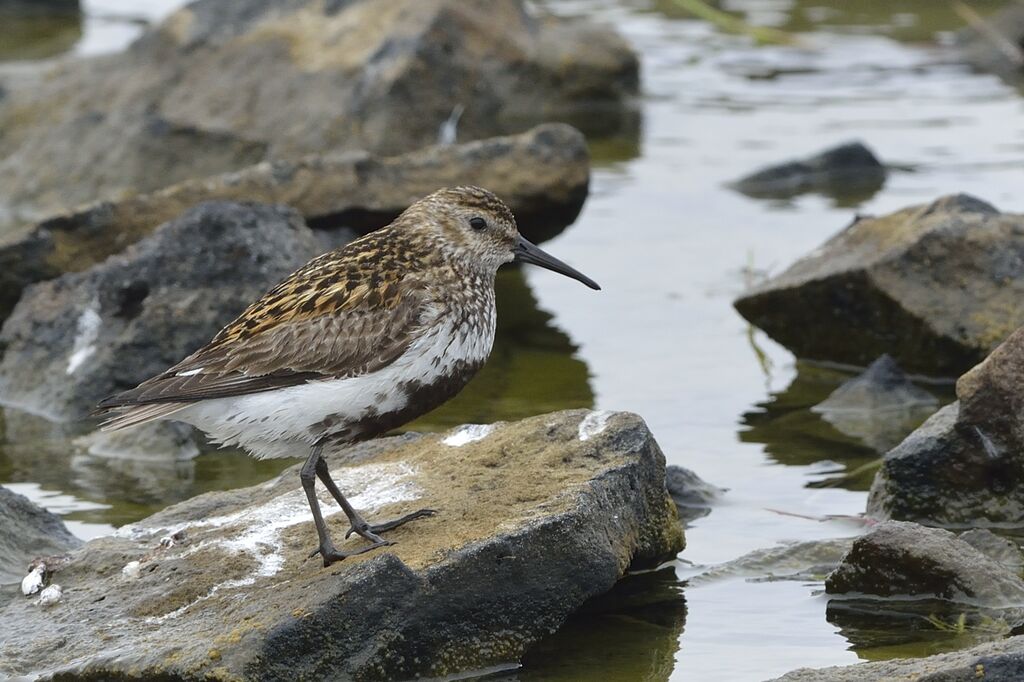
left=773, top=635, right=1024, bottom=682
left=0, top=485, right=81, bottom=585
left=0, top=410, right=684, bottom=681
left=689, top=537, right=854, bottom=586
left=811, top=355, right=939, bottom=452
left=868, top=325, right=1024, bottom=526
left=0, top=124, right=589, bottom=322
left=0, top=201, right=320, bottom=422
left=0, top=0, right=81, bottom=62
left=956, top=2, right=1024, bottom=87
left=730, top=141, right=885, bottom=204
left=959, top=529, right=1024, bottom=575
left=665, top=464, right=725, bottom=524
left=735, top=194, right=1024, bottom=376
left=0, top=0, right=633, bottom=226
left=825, top=521, right=1024, bottom=606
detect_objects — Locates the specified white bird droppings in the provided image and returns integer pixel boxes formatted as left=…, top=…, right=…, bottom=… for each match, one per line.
left=578, top=411, right=615, bottom=441
left=21, top=565, right=45, bottom=596
left=66, top=301, right=102, bottom=374
left=442, top=424, right=495, bottom=447
left=38, top=584, right=62, bottom=606
left=144, top=461, right=422, bottom=622
left=122, top=561, right=142, bottom=579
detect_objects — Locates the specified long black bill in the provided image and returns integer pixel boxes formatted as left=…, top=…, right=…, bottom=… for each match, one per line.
left=512, top=235, right=598, bottom=288
left=514, top=236, right=600, bottom=290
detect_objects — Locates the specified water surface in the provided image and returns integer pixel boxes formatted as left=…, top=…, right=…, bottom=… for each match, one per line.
left=3, top=1, right=1024, bottom=680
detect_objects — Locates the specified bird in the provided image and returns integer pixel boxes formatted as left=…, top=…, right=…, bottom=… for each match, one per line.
left=95, top=186, right=600, bottom=566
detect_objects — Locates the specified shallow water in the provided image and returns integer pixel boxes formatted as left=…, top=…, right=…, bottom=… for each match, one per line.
left=2, top=1, right=1024, bottom=680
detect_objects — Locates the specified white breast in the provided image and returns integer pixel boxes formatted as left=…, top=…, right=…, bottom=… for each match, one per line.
left=173, top=308, right=496, bottom=459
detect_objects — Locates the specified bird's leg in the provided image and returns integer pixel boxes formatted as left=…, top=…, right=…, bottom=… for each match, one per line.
left=301, top=443, right=385, bottom=567
left=314, top=457, right=436, bottom=543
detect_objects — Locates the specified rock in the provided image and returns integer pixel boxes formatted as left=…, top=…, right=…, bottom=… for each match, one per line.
left=0, top=0, right=634, bottom=226
left=0, top=410, right=684, bottom=680
left=729, top=141, right=885, bottom=204
left=665, top=464, right=724, bottom=524
left=73, top=421, right=200, bottom=462
left=773, top=635, right=1024, bottom=682
left=0, top=201, right=321, bottom=422
left=735, top=194, right=1024, bottom=376
left=0, top=124, right=589, bottom=322
left=825, top=521, right=1024, bottom=606
left=959, top=529, right=1024, bottom=575
left=811, top=355, right=939, bottom=452
left=956, top=2, right=1024, bottom=87
left=689, top=537, right=854, bottom=586
left=868, top=325, right=1024, bottom=526
left=0, top=485, right=81, bottom=585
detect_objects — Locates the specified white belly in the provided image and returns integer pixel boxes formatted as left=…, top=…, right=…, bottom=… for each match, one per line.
left=174, top=315, right=495, bottom=459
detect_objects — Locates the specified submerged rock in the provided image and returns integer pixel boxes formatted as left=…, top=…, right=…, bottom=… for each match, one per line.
left=0, top=123, right=589, bottom=322
left=774, top=634, right=1024, bottom=682
left=0, top=410, right=684, bottom=681
left=0, top=485, right=81, bottom=585
left=0, top=0, right=634, bottom=226
left=688, top=537, right=854, bottom=586
left=869, top=326, right=1024, bottom=526
left=665, top=464, right=725, bottom=524
left=811, top=355, right=939, bottom=452
left=826, top=521, right=1024, bottom=606
left=735, top=194, right=1024, bottom=376
left=729, top=141, right=885, bottom=204
left=0, top=201, right=320, bottom=422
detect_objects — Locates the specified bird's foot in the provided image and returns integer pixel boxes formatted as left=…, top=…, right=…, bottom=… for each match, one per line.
left=308, top=539, right=392, bottom=567
left=344, top=508, right=437, bottom=541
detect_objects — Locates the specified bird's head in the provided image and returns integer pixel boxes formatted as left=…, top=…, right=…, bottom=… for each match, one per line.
left=407, top=186, right=600, bottom=290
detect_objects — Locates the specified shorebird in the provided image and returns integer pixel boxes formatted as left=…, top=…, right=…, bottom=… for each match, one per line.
left=95, top=186, right=599, bottom=566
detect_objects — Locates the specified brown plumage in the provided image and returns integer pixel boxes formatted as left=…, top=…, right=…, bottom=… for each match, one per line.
left=95, top=185, right=599, bottom=567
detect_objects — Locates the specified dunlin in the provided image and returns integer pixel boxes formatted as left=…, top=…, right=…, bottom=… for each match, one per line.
left=96, top=186, right=599, bottom=566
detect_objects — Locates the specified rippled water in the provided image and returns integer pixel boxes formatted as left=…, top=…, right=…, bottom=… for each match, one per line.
left=2, top=1, right=1023, bottom=680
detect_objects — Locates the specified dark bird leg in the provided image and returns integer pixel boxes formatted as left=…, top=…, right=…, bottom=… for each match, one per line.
left=314, top=457, right=436, bottom=543
left=301, top=442, right=389, bottom=567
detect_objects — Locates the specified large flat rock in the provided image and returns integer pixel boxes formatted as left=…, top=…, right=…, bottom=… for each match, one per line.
left=0, top=123, right=590, bottom=322
left=0, top=410, right=684, bottom=681
left=0, top=0, right=633, bottom=227
left=735, top=194, right=1024, bottom=376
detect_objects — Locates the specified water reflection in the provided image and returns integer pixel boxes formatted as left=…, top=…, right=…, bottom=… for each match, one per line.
left=739, top=361, right=952, bottom=490
left=504, top=567, right=686, bottom=682
left=0, top=7, right=81, bottom=62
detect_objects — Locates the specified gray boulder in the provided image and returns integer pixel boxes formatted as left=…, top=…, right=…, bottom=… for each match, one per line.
left=812, top=355, right=939, bottom=452
left=826, top=521, right=1024, bottom=606
left=735, top=194, right=1024, bottom=376
left=730, top=141, right=885, bottom=205
left=0, top=201, right=321, bottom=422
left=0, top=410, right=684, bottom=681
left=0, top=485, right=80, bottom=585
left=0, top=0, right=634, bottom=227
left=0, top=123, right=589, bottom=322
left=869, top=325, right=1024, bottom=526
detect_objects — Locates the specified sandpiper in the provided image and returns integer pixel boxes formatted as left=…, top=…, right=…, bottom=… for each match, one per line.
left=95, top=186, right=599, bottom=566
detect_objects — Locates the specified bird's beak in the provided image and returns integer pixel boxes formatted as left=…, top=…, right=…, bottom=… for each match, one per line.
left=514, top=236, right=601, bottom=290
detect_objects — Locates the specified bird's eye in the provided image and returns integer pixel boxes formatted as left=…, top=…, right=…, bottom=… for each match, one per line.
left=469, top=217, right=487, bottom=231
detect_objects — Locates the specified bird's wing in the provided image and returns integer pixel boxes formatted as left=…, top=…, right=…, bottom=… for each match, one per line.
left=96, top=248, right=433, bottom=411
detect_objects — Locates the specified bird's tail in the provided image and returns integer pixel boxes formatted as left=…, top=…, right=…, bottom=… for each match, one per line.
left=95, top=402, right=189, bottom=431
